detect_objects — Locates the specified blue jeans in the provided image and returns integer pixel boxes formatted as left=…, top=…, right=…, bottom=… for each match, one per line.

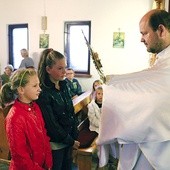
left=52, top=147, right=73, bottom=170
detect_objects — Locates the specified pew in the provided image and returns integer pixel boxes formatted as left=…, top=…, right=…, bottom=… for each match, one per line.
left=0, top=108, right=9, bottom=160
left=73, top=90, right=98, bottom=170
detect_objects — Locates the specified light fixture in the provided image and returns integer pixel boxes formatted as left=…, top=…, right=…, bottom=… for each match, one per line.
left=41, top=0, right=47, bottom=32
left=41, top=16, right=47, bottom=31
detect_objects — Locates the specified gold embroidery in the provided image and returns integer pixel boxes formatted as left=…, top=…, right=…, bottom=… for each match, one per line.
left=149, top=54, right=158, bottom=67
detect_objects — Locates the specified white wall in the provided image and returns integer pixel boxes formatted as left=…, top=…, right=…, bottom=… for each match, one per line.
left=0, top=0, right=169, bottom=90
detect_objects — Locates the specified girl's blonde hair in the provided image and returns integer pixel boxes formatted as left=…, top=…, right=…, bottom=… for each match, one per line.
left=0, top=68, right=37, bottom=107
left=91, top=79, right=103, bottom=100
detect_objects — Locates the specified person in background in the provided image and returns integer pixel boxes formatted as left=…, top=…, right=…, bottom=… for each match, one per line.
left=19, top=48, right=34, bottom=68
left=88, top=85, right=119, bottom=169
left=0, top=68, right=52, bottom=170
left=65, top=68, right=83, bottom=99
left=97, top=9, right=170, bottom=170
left=88, top=86, right=103, bottom=134
left=90, top=79, right=103, bottom=100
left=1, top=64, right=14, bottom=85
left=0, top=77, right=2, bottom=89
left=36, top=49, right=80, bottom=170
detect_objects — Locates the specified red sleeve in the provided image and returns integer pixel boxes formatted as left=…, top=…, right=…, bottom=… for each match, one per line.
left=5, top=115, right=44, bottom=170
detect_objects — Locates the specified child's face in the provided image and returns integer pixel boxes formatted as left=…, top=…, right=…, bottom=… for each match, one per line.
left=19, top=75, right=41, bottom=103
left=46, top=58, right=67, bottom=81
left=96, top=88, right=103, bottom=103
left=94, top=82, right=102, bottom=90
left=66, top=69, right=74, bottom=80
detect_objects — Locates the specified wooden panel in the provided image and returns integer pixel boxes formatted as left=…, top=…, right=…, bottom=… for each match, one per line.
left=0, top=158, right=10, bottom=165
left=72, top=91, right=98, bottom=170
left=76, top=138, right=97, bottom=170
left=0, top=108, right=9, bottom=159
left=77, top=154, right=92, bottom=170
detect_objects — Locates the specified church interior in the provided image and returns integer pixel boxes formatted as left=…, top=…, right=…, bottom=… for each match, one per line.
left=0, top=0, right=169, bottom=169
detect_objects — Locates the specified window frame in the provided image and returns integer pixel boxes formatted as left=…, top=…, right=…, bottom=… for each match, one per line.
left=64, top=21, right=91, bottom=77
left=8, top=24, right=28, bottom=68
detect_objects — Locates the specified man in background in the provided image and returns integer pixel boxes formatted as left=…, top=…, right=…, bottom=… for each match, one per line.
left=19, top=48, right=34, bottom=68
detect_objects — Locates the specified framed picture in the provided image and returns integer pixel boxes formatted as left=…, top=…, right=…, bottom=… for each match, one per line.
left=39, top=34, right=49, bottom=48
left=113, top=32, right=125, bottom=48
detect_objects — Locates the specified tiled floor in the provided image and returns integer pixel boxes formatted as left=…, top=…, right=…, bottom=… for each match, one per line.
left=72, top=158, right=118, bottom=170
left=0, top=159, right=118, bottom=170
left=0, top=163, right=78, bottom=170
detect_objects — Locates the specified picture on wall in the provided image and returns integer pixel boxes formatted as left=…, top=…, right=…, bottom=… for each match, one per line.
left=113, top=32, right=125, bottom=48
left=39, top=34, right=49, bottom=48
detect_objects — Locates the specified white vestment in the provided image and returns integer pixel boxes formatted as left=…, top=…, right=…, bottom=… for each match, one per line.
left=96, top=45, right=170, bottom=170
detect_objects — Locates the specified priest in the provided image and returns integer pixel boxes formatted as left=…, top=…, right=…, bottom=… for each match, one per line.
left=97, top=9, right=170, bottom=170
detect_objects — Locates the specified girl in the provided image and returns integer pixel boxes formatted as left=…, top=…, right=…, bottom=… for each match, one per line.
left=36, top=49, right=80, bottom=170
left=88, top=86, right=103, bottom=134
left=0, top=68, right=52, bottom=170
left=90, top=79, right=103, bottom=100
left=88, top=86, right=119, bottom=168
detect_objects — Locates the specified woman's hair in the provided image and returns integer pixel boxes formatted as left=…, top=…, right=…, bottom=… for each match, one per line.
left=38, top=48, right=65, bottom=87
left=5, top=64, right=14, bottom=72
left=0, top=68, right=37, bottom=107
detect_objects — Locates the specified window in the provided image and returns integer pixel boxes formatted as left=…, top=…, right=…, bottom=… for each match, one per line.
left=8, top=24, right=28, bottom=69
left=64, top=21, right=91, bottom=77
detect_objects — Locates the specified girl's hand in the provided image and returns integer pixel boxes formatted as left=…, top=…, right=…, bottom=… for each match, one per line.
left=73, top=140, right=80, bottom=149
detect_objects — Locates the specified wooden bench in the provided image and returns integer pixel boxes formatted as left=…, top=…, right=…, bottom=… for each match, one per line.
left=0, top=108, right=9, bottom=160
left=73, top=91, right=98, bottom=170
left=0, top=158, right=10, bottom=165
left=0, top=158, right=10, bottom=169
left=76, top=138, right=98, bottom=170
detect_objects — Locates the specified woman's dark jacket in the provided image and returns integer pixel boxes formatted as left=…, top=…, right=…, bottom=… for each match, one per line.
left=36, top=79, right=78, bottom=146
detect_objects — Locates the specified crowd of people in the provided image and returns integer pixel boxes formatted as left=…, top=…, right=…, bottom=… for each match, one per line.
left=0, top=49, right=34, bottom=88
left=1, top=9, right=170, bottom=170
